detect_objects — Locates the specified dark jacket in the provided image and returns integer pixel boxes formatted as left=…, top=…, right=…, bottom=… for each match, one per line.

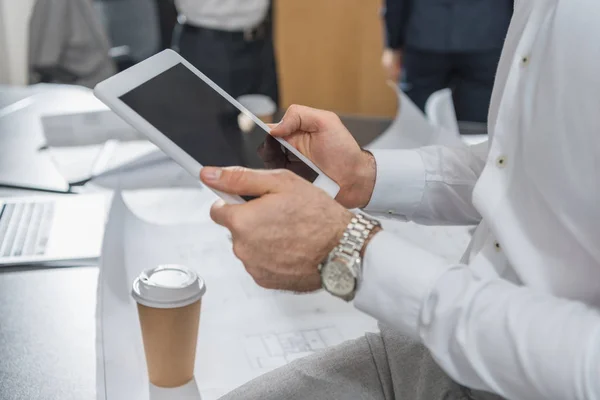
left=384, top=0, right=514, bottom=52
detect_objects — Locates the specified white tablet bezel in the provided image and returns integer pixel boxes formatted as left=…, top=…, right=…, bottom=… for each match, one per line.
left=94, top=49, right=340, bottom=204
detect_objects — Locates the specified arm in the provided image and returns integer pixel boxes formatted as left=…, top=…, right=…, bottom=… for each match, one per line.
left=28, top=0, right=72, bottom=84
left=382, top=0, right=409, bottom=50
left=201, top=160, right=600, bottom=399
left=268, top=105, right=487, bottom=226
left=381, top=0, right=410, bottom=81
left=365, top=141, right=488, bottom=225
left=355, top=233, right=600, bottom=399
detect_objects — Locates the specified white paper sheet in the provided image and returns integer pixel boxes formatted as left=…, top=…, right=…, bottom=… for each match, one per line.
left=41, top=109, right=142, bottom=147
left=89, top=152, right=200, bottom=190
left=366, top=86, right=465, bottom=150
left=96, top=189, right=381, bottom=400
left=48, top=141, right=160, bottom=185
left=48, top=139, right=200, bottom=190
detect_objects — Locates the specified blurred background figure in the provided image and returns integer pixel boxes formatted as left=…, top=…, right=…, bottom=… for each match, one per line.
left=94, top=0, right=161, bottom=71
left=381, top=0, right=513, bottom=123
left=173, top=0, right=279, bottom=107
left=154, top=0, right=179, bottom=52
left=28, top=0, right=116, bottom=88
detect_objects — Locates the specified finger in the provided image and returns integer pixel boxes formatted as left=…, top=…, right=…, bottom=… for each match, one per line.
left=394, top=66, right=402, bottom=82
left=209, top=199, right=235, bottom=227
left=269, top=104, right=332, bottom=137
left=201, top=166, right=297, bottom=196
left=386, top=67, right=398, bottom=82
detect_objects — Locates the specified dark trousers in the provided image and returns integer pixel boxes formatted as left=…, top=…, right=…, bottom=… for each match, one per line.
left=401, top=48, right=502, bottom=123
left=175, top=24, right=280, bottom=106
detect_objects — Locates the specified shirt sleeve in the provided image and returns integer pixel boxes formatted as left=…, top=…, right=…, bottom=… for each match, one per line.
left=28, top=0, right=69, bottom=73
left=364, top=142, right=488, bottom=225
left=382, top=0, right=409, bottom=49
left=355, top=231, right=600, bottom=400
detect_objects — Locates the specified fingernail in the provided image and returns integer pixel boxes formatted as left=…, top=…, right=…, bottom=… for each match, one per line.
left=203, top=167, right=222, bottom=181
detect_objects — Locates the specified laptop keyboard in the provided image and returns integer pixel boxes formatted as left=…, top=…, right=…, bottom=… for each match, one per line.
left=0, top=202, right=55, bottom=258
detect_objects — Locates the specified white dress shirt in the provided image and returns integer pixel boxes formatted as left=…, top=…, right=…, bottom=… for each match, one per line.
left=175, top=0, right=269, bottom=31
left=356, top=1, right=600, bottom=399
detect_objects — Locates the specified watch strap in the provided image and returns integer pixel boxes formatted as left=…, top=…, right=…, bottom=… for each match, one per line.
left=338, top=214, right=381, bottom=259
left=320, top=213, right=381, bottom=301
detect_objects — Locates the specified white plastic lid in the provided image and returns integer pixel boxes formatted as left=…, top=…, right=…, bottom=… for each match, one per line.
left=131, top=265, right=206, bottom=309
left=237, top=94, right=277, bottom=117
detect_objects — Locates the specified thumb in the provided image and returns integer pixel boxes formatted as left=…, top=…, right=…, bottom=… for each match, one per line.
left=200, top=166, right=295, bottom=197
left=270, top=104, right=330, bottom=138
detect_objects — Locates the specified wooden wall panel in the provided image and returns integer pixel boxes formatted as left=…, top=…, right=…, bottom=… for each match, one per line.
left=274, top=0, right=397, bottom=117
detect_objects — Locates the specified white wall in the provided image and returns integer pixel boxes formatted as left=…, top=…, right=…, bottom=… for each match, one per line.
left=0, top=0, right=36, bottom=85
left=0, top=2, right=9, bottom=84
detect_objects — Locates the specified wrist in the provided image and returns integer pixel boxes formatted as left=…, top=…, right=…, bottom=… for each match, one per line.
left=359, top=226, right=382, bottom=258
left=384, top=47, right=402, bottom=57
left=325, top=212, right=380, bottom=260
left=335, top=150, right=376, bottom=209
left=353, top=150, right=377, bottom=209
left=319, top=213, right=382, bottom=301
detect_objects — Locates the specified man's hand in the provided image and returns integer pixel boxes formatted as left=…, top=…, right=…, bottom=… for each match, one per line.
left=269, top=105, right=376, bottom=209
left=381, top=48, right=402, bottom=82
left=200, top=166, right=354, bottom=292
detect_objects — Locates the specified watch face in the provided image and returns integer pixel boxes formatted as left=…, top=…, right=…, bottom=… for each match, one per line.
left=322, top=260, right=356, bottom=297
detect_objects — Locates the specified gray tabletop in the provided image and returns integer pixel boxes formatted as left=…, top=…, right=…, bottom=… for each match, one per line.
left=0, top=266, right=98, bottom=400
left=1, top=85, right=99, bottom=400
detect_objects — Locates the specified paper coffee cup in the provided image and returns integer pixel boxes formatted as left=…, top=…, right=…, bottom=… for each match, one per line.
left=237, top=94, right=277, bottom=132
left=132, top=265, right=206, bottom=388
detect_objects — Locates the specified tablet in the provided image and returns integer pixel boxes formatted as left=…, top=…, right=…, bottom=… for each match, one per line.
left=94, top=49, right=339, bottom=204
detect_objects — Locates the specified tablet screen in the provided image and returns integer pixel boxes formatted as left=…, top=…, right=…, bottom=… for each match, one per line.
left=118, top=63, right=319, bottom=187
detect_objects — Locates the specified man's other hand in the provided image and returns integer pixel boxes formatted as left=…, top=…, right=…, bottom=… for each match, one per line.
left=200, top=166, right=353, bottom=293
left=269, top=105, right=376, bottom=209
left=382, top=48, right=402, bottom=82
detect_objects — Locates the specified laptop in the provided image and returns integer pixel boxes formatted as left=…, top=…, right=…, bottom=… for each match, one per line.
left=0, top=194, right=109, bottom=267
left=0, top=85, right=106, bottom=193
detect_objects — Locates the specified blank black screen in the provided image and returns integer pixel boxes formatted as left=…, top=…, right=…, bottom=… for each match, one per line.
left=119, top=63, right=318, bottom=186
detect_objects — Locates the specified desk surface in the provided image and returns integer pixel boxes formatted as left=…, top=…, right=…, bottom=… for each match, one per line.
left=0, top=267, right=98, bottom=400
left=1, top=86, right=98, bottom=399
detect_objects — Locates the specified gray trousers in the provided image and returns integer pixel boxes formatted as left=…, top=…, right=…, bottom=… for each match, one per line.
left=220, top=325, right=504, bottom=400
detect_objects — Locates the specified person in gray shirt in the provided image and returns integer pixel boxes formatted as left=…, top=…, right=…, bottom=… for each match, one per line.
left=94, top=0, right=161, bottom=69
left=173, top=0, right=279, bottom=106
left=29, top=0, right=116, bottom=88
left=381, top=0, right=513, bottom=123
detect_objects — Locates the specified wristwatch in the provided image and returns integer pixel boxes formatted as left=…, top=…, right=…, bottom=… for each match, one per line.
left=319, top=214, right=381, bottom=301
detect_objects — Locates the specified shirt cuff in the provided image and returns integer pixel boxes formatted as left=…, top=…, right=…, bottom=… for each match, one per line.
left=354, top=230, right=448, bottom=337
left=384, top=30, right=404, bottom=50
left=364, top=149, right=426, bottom=218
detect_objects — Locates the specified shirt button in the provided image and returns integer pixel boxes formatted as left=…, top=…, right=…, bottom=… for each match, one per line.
left=494, top=241, right=502, bottom=252
left=521, top=55, right=530, bottom=66
left=496, top=155, right=507, bottom=168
